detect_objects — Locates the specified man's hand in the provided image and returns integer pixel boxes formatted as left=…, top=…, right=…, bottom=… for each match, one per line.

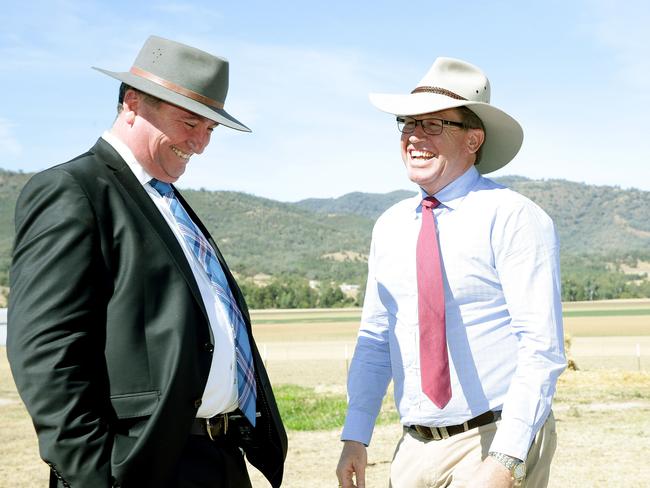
left=466, top=455, right=514, bottom=488
left=336, top=440, right=367, bottom=488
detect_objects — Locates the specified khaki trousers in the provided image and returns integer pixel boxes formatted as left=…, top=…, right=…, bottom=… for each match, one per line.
left=389, top=411, right=557, bottom=488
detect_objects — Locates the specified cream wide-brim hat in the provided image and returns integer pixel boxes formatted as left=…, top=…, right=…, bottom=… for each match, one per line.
left=369, top=57, right=523, bottom=174
left=93, top=35, right=250, bottom=132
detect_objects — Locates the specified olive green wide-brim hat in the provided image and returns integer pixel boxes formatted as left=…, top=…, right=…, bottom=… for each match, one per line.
left=369, top=57, right=523, bottom=174
left=93, top=35, right=250, bottom=132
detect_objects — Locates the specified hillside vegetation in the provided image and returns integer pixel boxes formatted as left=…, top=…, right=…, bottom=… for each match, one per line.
left=297, top=175, right=650, bottom=256
left=0, top=170, right=31, bottom=290
left=1, top=168, right=649, bottom=306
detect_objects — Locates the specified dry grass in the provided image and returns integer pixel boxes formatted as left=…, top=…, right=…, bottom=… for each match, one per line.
left=2, top=300, right=650, bottom=487
left=555, top=369, right=650, bottom=404
left=570, top=336, right=650, bottom=370
left=564, top=316, right=650, bottom=337
left=562, top=298, right=650, bottom=311
left=0, top=347, right=50, bottom=485
left=620, top=260, right=650, bottom=276
left=248, top=398, right=650, bottom=488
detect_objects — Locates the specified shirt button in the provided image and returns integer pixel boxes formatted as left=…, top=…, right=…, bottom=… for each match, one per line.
left=194, top=398, right=202, bottom=408
left=204, top=343, right=214, bottom=352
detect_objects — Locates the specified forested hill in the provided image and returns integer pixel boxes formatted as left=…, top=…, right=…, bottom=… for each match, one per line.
left=296, top=175, right=650, bottom=256
left=2, top=168, right=649, bottom=302
left=0, top=169, right=372, bottom=287
left=296, top=190, right=414, bottom=220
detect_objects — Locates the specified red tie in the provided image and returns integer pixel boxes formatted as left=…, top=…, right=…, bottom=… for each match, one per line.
left=417, top=197, right=451, bottom=409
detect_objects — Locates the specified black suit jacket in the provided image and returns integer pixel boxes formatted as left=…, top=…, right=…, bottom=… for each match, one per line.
left=7, top=138, right=287, bottom=487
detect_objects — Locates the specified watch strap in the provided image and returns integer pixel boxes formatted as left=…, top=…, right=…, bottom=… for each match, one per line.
left=488, top=451, right=526, bottom=480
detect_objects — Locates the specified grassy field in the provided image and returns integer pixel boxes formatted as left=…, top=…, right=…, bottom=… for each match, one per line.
left=1, top=299, right=649, bottom=487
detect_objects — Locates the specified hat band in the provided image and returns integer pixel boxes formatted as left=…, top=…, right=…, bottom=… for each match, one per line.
left=411, top=86, right=467, bottom=101
left=130, top=66, right=225, bottom=110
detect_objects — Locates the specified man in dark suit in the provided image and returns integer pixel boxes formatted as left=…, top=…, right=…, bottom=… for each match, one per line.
left=7, top=35, right=287, bottom=488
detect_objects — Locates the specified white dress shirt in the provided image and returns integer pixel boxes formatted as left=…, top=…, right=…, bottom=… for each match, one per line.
left=102, top=131, right=238, bottom=418
left=342, top=166, right=566, bottom=460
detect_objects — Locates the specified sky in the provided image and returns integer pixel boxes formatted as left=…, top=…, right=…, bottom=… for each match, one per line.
left=1, top=0, right=648, bottom=202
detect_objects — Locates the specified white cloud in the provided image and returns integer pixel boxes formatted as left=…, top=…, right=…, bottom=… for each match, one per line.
left=0, top=118, right=22, bottom=157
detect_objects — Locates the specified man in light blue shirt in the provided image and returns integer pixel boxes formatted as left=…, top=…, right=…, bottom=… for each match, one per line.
left=336, top=57, right=566, bottom=488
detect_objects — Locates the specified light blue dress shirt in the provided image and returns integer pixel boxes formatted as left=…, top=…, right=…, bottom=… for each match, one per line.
left=342, top=166, right=566, bottom=460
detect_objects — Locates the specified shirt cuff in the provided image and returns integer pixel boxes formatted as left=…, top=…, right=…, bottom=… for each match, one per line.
left=489, top=415, right=534, bottom=461
left=341, top=409, right=378, bottom=446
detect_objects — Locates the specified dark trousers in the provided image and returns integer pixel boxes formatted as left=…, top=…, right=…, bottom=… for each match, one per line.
left=166, top=434, right=253, bottom=488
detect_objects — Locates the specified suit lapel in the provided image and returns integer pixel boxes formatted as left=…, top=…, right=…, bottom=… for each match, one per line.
left=91, top=139, right=210, bottom=324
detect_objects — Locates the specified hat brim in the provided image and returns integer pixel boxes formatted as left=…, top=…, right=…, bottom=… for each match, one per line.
left=93, top=67, right=251, bottom=132
left=369, top=92, right=523, bottom=174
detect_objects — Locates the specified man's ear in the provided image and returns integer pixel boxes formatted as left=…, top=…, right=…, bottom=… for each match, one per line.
left=467, top=129, right=485, bottom=154
left=122, top=89, right=140, bottom=125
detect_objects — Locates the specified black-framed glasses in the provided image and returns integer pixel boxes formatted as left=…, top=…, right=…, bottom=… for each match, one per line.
left=396, top=116, right=465, bottom=135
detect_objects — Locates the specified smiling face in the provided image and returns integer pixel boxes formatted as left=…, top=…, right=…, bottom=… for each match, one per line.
left=120, top=89, right=218, bottom=183
left=400, top=108, right=484, bottom=195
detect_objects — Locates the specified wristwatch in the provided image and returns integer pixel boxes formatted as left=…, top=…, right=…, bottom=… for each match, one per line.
left=488, top=451, right=526, bottom=481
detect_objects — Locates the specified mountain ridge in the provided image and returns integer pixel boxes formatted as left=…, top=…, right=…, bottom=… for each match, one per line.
left=2, top=169, right=649, bottom=299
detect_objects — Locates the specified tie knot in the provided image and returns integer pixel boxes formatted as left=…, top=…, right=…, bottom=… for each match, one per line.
left=421, top=197, right=440, bottom=210
left=150, top=179, right=174, bottom=197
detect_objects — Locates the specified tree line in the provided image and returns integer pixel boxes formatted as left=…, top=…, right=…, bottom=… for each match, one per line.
left=2, top=256, right=649, bottom=309
left=238, top=278, right=361, bottom=309
left=560, top=252, right=650, bottom=301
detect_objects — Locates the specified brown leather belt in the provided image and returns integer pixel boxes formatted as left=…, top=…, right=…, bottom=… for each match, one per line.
left=191, top=413, right=242, bottom=440
left=407, top=410, right=502, bottom=441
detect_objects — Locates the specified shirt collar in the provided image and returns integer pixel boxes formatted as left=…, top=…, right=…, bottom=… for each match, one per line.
left=412, top=165, right=481, bottom=212
left=101, top=130, right=153, bottom=187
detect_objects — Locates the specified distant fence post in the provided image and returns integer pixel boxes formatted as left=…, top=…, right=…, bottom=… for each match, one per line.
left=637, top=343, right=641, bottom=372
left=344, top=344, right=349, bottom=382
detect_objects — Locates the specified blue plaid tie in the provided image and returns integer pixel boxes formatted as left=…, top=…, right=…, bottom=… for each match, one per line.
left=150, top=179, right=257, bottom=426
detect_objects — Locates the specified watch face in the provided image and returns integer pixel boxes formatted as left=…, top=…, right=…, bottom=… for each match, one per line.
left=513, top=462, right=526, bottom=480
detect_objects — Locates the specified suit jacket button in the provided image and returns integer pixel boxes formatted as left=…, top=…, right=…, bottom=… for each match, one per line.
left=204, top=343, right=214, bottom=352
left=194, top=398, right=202, bottom=408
